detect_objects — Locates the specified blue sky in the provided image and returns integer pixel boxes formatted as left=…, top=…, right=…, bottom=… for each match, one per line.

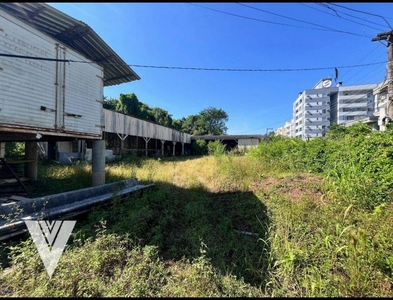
left=47, top=2, right=393, bottom=135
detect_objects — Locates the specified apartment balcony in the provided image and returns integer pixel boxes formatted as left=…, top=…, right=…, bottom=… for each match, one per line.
left=305, top=98, right=330, bottom=104
left=339, top=102, right=368, bottom=108
left=305, top=111, right=329, bottom=116
left=340, top=111, right=368, bottom=117
left=304, top=128, right=324, bottom=134
left=306, top=104, right=330, bottom=110
left=339, top=94, right=367, bottom=100
left=304, top=120, right=330, bottom=126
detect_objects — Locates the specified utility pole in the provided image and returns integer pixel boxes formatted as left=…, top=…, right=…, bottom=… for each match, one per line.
left=372, top=30, right=393, bottom=123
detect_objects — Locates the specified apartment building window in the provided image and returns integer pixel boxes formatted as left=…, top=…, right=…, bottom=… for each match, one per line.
left=347, top=116, right=355, bottom=120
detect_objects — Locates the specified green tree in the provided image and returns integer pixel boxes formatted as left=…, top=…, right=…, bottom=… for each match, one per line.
left=172, top=118, right=184, bottom=131
left=198, top=107, right=228, bottom=135
left=173, top=107, right=229, bottom=135
left=150, top=107, right=173, bottom=127
left=138, top=102, right=153, bottom=121
left=116, top=93, right=140, bottom=116
left=103, top=96, right=118, bottom=110
left=180, top=115, right=196, bottom=134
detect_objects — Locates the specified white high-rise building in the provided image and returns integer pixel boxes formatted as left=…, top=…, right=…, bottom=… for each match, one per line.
left=293, top=78, right=334, bottom=139
left=330, top=83, right=377, bottom=125
left=291, top=78, right=378, bottom=140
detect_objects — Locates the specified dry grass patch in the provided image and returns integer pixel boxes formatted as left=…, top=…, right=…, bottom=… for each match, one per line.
left=250, top=173, right=325, bottom=203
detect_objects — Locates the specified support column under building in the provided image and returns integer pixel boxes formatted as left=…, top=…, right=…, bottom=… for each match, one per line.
left=143, top=137, right=151, bottom=157
left=181, top=142, right=184, bottom=155
left=0, top=143, right=5, bottom=158
left=161, top=140, right=165, bottom=157
left=92, top=139, right=105, bottom=186
left=172, top=141, right=177, bottom=156
left=24, top=141, right=38, bottom=180
left=117, top=133, right=128, bottom=157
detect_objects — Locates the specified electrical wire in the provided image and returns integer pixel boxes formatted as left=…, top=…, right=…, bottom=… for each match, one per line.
left=298, top=3, right=387, bottom=32
left=0, top=53, right=387, bottom=72
left=337, top=44, right=381, bottom=81
left=236, top=2, right=373, bottom=38
left=319, top=3, right=392, bottom=30
left=189, top=3, right=369, bottom=38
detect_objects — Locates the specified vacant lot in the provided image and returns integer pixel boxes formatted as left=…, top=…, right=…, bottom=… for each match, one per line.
left=1, top=143, right=392, bottom=297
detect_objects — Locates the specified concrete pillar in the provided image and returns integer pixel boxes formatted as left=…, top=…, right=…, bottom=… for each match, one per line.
left=0, top=142, right=5, bottom=158
left=117, top=133, right=128, bottom=157
left=25, top=141, right=38, bottom=180
left=143, top=137, right=151, bottom=157
left=172, top=141, right=177, bottom=156
left=181, top=142, right=184, bottom=156
left=161, top=140, right=165, bottom=157
left=92, top=139, right=105, bottom=186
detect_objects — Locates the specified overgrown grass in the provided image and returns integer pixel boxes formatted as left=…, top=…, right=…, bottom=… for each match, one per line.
left=1, top=126, right=393, bottom=297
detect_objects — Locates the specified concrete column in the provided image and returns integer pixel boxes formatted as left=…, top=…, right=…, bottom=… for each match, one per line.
left=143, top=137, right=151, bottom=157
left=92, top=139, right=105, bottom=186
left=0, top=142, right=5, bottom=158
left=25, top=141, right=38, bottom=180
left=117, top=133, right=128, bottom=157
left=172, top=141, right=177, bottom=156
left=181, top=142, right=184, bottom=155
left=161, top=140, right=165, bottom=157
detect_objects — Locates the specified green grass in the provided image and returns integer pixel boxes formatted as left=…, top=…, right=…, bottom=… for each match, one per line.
left=1, top=132, right=393, bottom=297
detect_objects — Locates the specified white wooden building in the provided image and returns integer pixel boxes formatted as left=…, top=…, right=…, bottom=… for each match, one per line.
left=0, top=3, right=140, bottom=187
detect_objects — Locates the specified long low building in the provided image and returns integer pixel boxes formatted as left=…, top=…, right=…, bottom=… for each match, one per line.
left=103, top=109, right=192, bottom=157
left=191, top=134, right=263, bottom=151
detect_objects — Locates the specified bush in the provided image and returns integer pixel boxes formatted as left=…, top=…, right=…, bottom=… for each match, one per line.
left=192, top=140, right=208, bottom=155
left=207, top=140, right=226, bottom=157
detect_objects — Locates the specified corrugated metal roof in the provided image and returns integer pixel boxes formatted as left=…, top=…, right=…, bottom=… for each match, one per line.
left=0, top=2, right=141, bottom=86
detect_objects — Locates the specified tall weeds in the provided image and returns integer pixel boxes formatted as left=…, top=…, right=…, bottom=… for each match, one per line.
left=1, top=124, right=393, bottom=297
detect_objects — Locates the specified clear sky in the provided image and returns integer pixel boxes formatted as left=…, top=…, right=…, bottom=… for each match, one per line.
left=47, top=2, right=393, bottom=135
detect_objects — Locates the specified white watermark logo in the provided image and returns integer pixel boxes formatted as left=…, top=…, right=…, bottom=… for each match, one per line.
left=25, top=220, right=76, bottom=278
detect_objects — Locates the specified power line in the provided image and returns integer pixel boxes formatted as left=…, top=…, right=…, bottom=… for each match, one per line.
left=236, top=2, right=372, bottom=38
left=189, top=3, right=367, bottom=36
left=323, top=3, right=392, bottom=30
left=0, top=53, right=386, bottom=72
left=123, top=62, right=388, bottom=72
left=298, top=3, right=387, bottom=32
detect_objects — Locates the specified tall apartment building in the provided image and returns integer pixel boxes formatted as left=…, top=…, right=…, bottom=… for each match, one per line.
left=330, top=83, right=377, bottom=125
left=293, top=78, right=335, bottom=139
left=291, top=78, right=378, bottom=140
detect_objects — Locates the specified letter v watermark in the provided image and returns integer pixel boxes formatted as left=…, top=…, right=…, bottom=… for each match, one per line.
left=25, top=220, right=76, bottom=278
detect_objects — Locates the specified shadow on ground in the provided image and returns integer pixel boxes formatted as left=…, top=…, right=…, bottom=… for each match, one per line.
left=72, top=180, right=271, bottom=287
